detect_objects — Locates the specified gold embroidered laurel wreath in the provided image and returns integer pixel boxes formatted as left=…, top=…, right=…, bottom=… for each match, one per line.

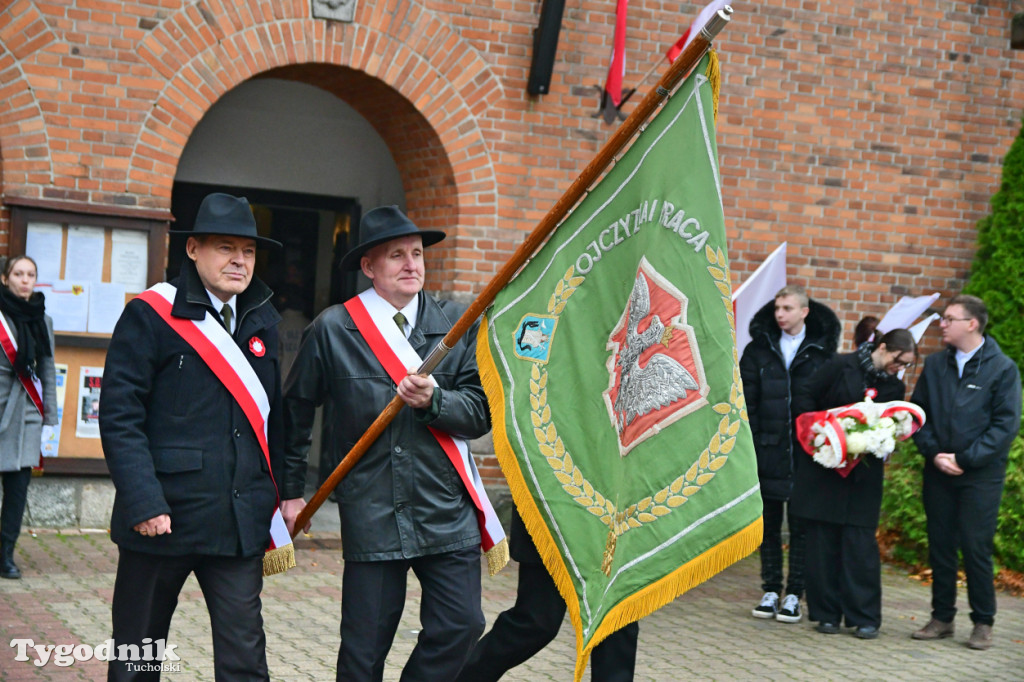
left=529, top=245, right=748, bottom=574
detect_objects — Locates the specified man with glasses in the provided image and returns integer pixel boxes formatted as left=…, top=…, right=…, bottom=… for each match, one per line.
left=910, top=294, right=1022, bottom=650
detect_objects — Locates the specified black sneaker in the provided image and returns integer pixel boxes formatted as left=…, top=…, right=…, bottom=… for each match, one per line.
left=776, top=594, right=802, bottom=623
left=752, top=592, right=779, bottom=619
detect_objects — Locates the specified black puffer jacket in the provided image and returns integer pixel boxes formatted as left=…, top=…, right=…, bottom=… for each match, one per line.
left=739, top=299, right=840, bottom=500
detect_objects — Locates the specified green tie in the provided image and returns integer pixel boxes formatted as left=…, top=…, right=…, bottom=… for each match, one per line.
left=393, top=312, right=407, bottom=337
left=221, top=304, right=233, bottom=334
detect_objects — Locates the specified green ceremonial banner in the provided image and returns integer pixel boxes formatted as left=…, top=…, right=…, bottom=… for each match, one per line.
left=477, top=53, right=762, bottom=680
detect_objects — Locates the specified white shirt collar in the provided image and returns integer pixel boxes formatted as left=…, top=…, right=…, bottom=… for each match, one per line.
left=955, top=338, right=984, bottom=377
left=207, top=290, right=237, bottom=334
left=779, top=325, right=805, bottom=368
left=363, top=287, right=419, bottom=338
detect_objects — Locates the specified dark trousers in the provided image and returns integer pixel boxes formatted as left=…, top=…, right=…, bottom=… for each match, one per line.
left=109, top=548, right=268, bottom=682
left=804, top=520, right=881, bottom=628
left=0, top=467, right=32, bottom=547
left=759, top=498, right=806, bottom=598
left=923, top=470, right=1004, bottom=626
left=456, top=561, right=639, bottom=682
left=337, top=546, right=485, bottom=682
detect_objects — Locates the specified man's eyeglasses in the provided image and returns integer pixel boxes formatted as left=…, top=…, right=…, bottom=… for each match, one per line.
left=940, top=315, right=972, bottom=325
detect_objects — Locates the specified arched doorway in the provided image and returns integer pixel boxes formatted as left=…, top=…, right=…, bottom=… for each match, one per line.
left=169, top=71, right=453, bottom=486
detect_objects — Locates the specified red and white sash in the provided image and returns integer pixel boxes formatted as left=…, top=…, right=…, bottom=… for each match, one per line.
left=0, top=312, right=45, bottom=417
left=137, top=283, right=294, bottom=575
left=345, top=290, right=508, bottom=575
left=0, top=311, right=46, bottom=468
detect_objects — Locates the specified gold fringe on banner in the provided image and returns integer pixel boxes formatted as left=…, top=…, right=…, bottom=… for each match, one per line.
left=477, top=315, right=763, bottom=682
left=705, top=48, right=720, bottom=126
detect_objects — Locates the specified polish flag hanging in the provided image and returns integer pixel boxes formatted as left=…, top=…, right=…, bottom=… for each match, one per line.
left=666, top=0, right=731, bottom=63
left=604, top=0, right=629, bottom=106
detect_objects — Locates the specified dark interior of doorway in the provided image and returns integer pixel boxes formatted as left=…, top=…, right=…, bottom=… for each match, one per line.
left=170, top=182, right=361, bottom=319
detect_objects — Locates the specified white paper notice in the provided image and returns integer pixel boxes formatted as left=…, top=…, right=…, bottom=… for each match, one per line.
left=87, top=282, right=126, bottom=334
left=76, top=366, right=103, bottom=439
left=39, top=281, right=90, bottom=333
left=25, top=223, right=64, bottom=285
left=65, top=225, right=105, bottom=283
left=42, top=364, right=69, bottom=457
left=110, top=229, right=149, bottom=293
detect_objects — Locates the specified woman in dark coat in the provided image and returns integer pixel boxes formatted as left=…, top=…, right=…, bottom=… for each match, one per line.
left=791, top=329, right=918, bottom=639
left=0, top=255, right=58, bottom=579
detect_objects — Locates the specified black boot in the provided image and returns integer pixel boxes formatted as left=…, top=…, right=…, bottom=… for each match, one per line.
left=1, top=542, right=21, bottom=579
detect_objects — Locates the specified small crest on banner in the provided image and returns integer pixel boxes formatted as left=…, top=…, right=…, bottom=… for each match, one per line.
left=513, top=314, right=558, bottom=364
left=604, top=257, right=710, bottom=456
left=249, top=336, right=266, bottom=357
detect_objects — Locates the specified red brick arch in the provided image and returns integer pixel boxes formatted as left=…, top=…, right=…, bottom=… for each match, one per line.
left=0, top=2, right=58, bottom=196
left=129, top=4, right=504, bottom=293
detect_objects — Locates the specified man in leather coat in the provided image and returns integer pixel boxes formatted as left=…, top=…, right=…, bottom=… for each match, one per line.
left=283, top=206, right=490, bottom=681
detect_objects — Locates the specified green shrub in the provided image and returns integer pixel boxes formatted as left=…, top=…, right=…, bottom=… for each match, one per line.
left=963, top=113, right=1024, bottom=370
left=881, top=401, right=1024, bottom=574
left=880, top=439, right=929, bottom=568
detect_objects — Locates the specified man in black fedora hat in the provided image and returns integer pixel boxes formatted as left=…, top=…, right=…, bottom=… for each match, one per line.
left=283, top=205, right=501, bottom=680
left=101, top=192, right=306, bottom=680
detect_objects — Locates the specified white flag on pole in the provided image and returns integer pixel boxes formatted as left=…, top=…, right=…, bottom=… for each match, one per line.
left=732, top=243, right=787, bottom=360
left=876, top=293, right=940, bottom=336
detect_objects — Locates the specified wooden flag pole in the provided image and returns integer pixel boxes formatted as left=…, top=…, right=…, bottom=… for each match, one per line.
left=291, top=6, right=734, bottom=538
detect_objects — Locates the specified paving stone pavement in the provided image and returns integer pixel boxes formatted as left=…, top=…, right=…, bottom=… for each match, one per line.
left=1, top=527, right=1023, bottom=681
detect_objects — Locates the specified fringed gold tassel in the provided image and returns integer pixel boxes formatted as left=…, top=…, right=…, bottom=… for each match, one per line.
left=477, top=317, right=590, bottom=677
left=485, top=537, right=509, bottom=576
left=262, top=544, right=296, bottom=577
left=478, top=317, right=763, bottom=682
left=575, top=516, right=763, bottom=681
left=705, top=48, right=720, bottom=127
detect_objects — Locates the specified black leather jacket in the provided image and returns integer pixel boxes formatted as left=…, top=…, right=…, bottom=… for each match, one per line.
left=282, top=290, right=490, bottom=561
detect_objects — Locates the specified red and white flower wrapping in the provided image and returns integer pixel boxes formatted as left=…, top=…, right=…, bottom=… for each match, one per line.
left=795, top=392, right=926, bottom=478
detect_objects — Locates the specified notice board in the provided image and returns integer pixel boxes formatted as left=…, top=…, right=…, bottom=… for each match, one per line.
left=7, top=201, right=169, bottom=470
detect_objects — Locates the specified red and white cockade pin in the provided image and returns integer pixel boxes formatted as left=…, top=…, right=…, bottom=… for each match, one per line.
left=249, top=336, right=266, bottom=357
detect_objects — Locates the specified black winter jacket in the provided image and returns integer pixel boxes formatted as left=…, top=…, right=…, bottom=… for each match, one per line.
left=911, top=336, right=1022, bottom=484
left=282, top=290, right=490, bottom=561
left=789, top=350, right=905, bottom=527
left=739, top=299, right=840, bottom=500
left=100, top=260, right=285, bottom=557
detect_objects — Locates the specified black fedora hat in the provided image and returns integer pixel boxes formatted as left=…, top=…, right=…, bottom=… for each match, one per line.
left=170, top=193, right=282, bottom=249
left=339, top=205, right=445, bottom=271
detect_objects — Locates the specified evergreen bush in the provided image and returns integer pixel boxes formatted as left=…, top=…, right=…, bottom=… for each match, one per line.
left=963, top=113, right=1024, bottom=369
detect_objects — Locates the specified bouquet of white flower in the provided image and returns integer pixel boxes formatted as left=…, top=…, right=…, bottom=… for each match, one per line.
left=795, top=389, right=926, bottom=478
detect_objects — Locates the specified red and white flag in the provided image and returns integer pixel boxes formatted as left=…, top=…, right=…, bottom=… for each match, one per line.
left=732, top=242, right=787, bottom=359
left=604, top=0, right=629, bottom=106
left=666, top=0, right=731, bottom=63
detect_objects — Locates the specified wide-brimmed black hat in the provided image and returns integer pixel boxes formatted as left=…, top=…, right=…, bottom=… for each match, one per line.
left=170, top=193, right=282, bottom=249
left=339, top=205, right=446, bottom=271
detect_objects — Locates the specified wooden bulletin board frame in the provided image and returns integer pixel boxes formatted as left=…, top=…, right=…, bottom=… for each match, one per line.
left=7, top=199, right=170, bottom=474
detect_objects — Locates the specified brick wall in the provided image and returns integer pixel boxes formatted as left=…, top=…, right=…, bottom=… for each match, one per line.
left=1, top=0, right=1022, bottom=486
